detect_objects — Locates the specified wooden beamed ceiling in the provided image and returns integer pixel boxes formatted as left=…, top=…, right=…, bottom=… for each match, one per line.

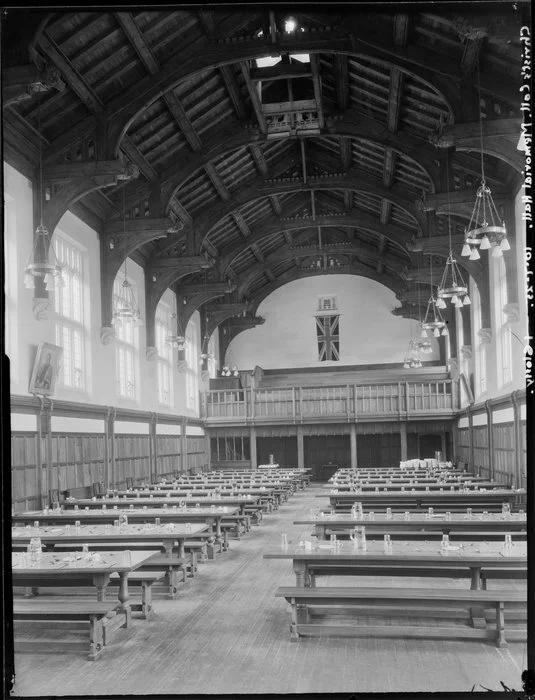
left=2, top=5, right=527, bottom=333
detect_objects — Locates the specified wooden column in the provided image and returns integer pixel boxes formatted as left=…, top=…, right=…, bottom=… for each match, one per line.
left=250, top=426, right=257, bottom=469
left=349, top=423, right=357, bottom=469
left=400, top=422, right=408, bottom=461
left=484, top=400, right=494, bottom=481
left=149, top=413, right=157, bottom=482
left=205, top=433, right=212, bottom=471
left=511, top=391, right=522, bottom=489
left=440, top=431, right=447, bottom=459
left=180, top=417, right=187, bottom=473
left=36, top=397, right=46, bottom=509
left=467, top=406, right=475, bottom=474
left=297, top=425, right=304, bottom=470
left=103, top=407, right=115, bottom=488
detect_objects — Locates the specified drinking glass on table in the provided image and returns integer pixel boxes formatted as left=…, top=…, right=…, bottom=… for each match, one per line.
left=466, top=508, right=472, bottom=520
left=155, top=517, right=161, bottom=527
left=114, top=519, right=119, bottom=528
left=386, top=508, right=392, bottom=520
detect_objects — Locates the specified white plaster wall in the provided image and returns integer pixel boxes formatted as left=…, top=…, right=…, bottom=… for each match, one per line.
left=4, top=162, right=200, bottom=418
left=226, top=275, right=440, bottom=370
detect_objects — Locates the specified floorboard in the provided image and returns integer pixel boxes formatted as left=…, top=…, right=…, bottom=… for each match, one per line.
left=9, top=485, right=527, bottom=696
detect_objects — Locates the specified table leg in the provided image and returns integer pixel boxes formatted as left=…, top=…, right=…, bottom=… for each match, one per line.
left=93, top=573, right=110, bottom=602
left=117, top=572, right=130, bottom=611
left=162, top=537, right=174, bottom=558
left=178, top=538, right=185, bottom=559
left=293, top=560, right=309, bottom=587
left=470, top=566, right=482, bottom=590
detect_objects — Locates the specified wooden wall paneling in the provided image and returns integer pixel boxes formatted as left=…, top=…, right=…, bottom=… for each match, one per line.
left=456, top=427, right=471, bottom=465
left=492, top=422, right=515, bottom=486
left=472, top=425, right=490, bottom=478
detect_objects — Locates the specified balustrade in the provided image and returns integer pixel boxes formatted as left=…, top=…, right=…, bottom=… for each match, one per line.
left=203, top=380, right=457, bottom=422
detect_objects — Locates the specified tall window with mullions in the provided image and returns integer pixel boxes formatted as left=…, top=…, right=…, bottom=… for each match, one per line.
left=316, top=314, right=340, bottom=361
left=54, top=235, right=87, bottom=391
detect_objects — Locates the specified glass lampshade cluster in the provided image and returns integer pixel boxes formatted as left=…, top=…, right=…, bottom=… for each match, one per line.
left=436, top=253, right=471, bottom=309
left=112, top=279, right=142, bottom=327
left=421, top=295, right=449, bottom=339
left=403, top=339, right=422, bottom=369
left=221, top=365, right=239, bottom=377
left=461, top=182, right=510, bottom=260
left=24, top=224, right=65, bottom=291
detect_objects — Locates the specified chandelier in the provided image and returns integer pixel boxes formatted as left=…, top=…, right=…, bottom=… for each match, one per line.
left=166, top=313, right=185, bottom=350
left=437, top=156, right=470, bottom=309
left=221, top=365, right=239, bottom=377
left=24, top=96, right=64, bottom=291
left=421, top=255, right=448, bottom=338
left=112, top=190, right=142, bottom=327
left=461, top=59, right=509, bottom=259
left=403, top=339, right=422, bottom=369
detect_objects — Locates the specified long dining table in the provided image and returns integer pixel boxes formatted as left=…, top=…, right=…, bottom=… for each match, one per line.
left=263, top=539, right=528, bottom=590
left=12, top=506, right=239, bottom=547
left=12, top=549, right=159, bottom=609
left=62, top=495, right=262, bottom=516
left=320, top=488, right=522, bottom=511
left=12, top=521, right=209, bottom=559
left=294, top=512, right=528, bottom=540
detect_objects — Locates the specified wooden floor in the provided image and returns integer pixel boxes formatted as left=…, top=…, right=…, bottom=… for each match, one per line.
left=10, top=485, right=527, bottom=696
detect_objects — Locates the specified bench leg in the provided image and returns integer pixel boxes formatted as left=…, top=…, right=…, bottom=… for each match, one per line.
left=496, top=602, right=507, bottom=647
left=289, top=599, right=300, bottom=642
left=470, top=606, right=487, bottom=629
left=141, top=582, right=154, bottom=620
left=88, top=615, right=104, bottom=660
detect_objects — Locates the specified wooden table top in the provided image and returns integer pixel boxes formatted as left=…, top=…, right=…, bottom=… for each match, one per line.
left=11, top=549, right=159, bottom=575
left=63, top=496, right=261, bottom=508
left=323, top=482, right=499, bottom=492
left=294, top=513, right=527, bottom=529
left=12, top=521, right=209, bottom=543
left=320, top=489, right=519, bottom=501
left=263, top=539, right=527, bottom=564
left=112, top=488, right=277, bottom=497
left=12, top=506, right=239, bottom=524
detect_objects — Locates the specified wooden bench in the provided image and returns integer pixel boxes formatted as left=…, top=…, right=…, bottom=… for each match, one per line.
left=320, top=528, right=527, bottom=542
left=13, top=598, right=128, bottom=660
left=138, top=555, right=188, bottom=599
left=275, top=586, right=526, bottom=645
left=108, top=570, right=165, bottom=619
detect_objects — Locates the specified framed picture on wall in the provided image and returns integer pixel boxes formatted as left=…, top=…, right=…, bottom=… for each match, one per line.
left=28, top=341, right=63, bottom=396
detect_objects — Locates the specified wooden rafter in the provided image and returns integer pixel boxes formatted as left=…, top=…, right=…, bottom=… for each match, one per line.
left=386, top=68, right=404, bottom=134
left=121, top=136, right=158, bottom=182
left=249, top=143, right=268, bottom=176
left=265, top=269, right=276, bottom=282
left=239, top=61, right=267, bottom=133
left=38, top=31, right=104, bottom=114
left=232, top=211, right=251, bottom=238
left=205, top=163, right=230, bottom=200
left=383, top=147, right=396, bottom=188
left=269, top=194, right=282, bottom=215
left=380, top=199, right=391, bottom=226
left=339, top=137, right=352, bottom=171
left=170, top=197, right=193, bottom=226
left=334, top=53, right=349, bottom=111
left=219, top=64, right=247, bottom=120
left=393, top=14, right=410, bottom=47
left=199, top=10, right=216, bottom=38
left=309, top=53, right=325, bottom=129
left=376, top=234, right=387, bottom=274
left=164, top=91, right=202, bottom=152
left=116, top=12, right=159, bottom=75
left=250, top=243, right=264, bottom=262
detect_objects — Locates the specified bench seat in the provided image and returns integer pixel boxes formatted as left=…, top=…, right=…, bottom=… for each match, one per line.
left=13, top=598, right=128, bottom=660
left=138, top=555, right=189, bottom=598
left=275, top=586, right=526, bottom=645
left=320, top=528, right=527, bottom=542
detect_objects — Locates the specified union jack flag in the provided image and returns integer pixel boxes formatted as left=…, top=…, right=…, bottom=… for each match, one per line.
left=316, top=315, right=340, bottom=361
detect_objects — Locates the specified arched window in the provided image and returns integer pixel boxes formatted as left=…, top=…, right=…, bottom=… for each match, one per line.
left=495, top=256, right=513, bottom=388
left=114, top=269, right=140, bottom=400
left=471, top=281, right=487, bottom=396
left=185, top=315, right=200, bottom=411
left=155, top=300, right=174, bottom=406
left=54, top=233, right=88, bottom=391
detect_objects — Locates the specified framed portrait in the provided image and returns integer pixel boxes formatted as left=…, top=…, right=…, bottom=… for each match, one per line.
left=29, top=341, right=63, bottom=396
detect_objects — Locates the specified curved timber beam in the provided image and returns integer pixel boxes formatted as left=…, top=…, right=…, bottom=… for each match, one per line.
left=247, top=265, right=407, bottom=316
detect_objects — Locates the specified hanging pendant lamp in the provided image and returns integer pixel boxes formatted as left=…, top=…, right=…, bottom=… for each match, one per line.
left=24, top=95, right=65, bottom=292
left=166, top=313, right=186, bottom=350
left=461, top=59, right=508, bottom=258
left=112, top=190, right=143, bottom=327
left=437, top=155, right=470, bottom=308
